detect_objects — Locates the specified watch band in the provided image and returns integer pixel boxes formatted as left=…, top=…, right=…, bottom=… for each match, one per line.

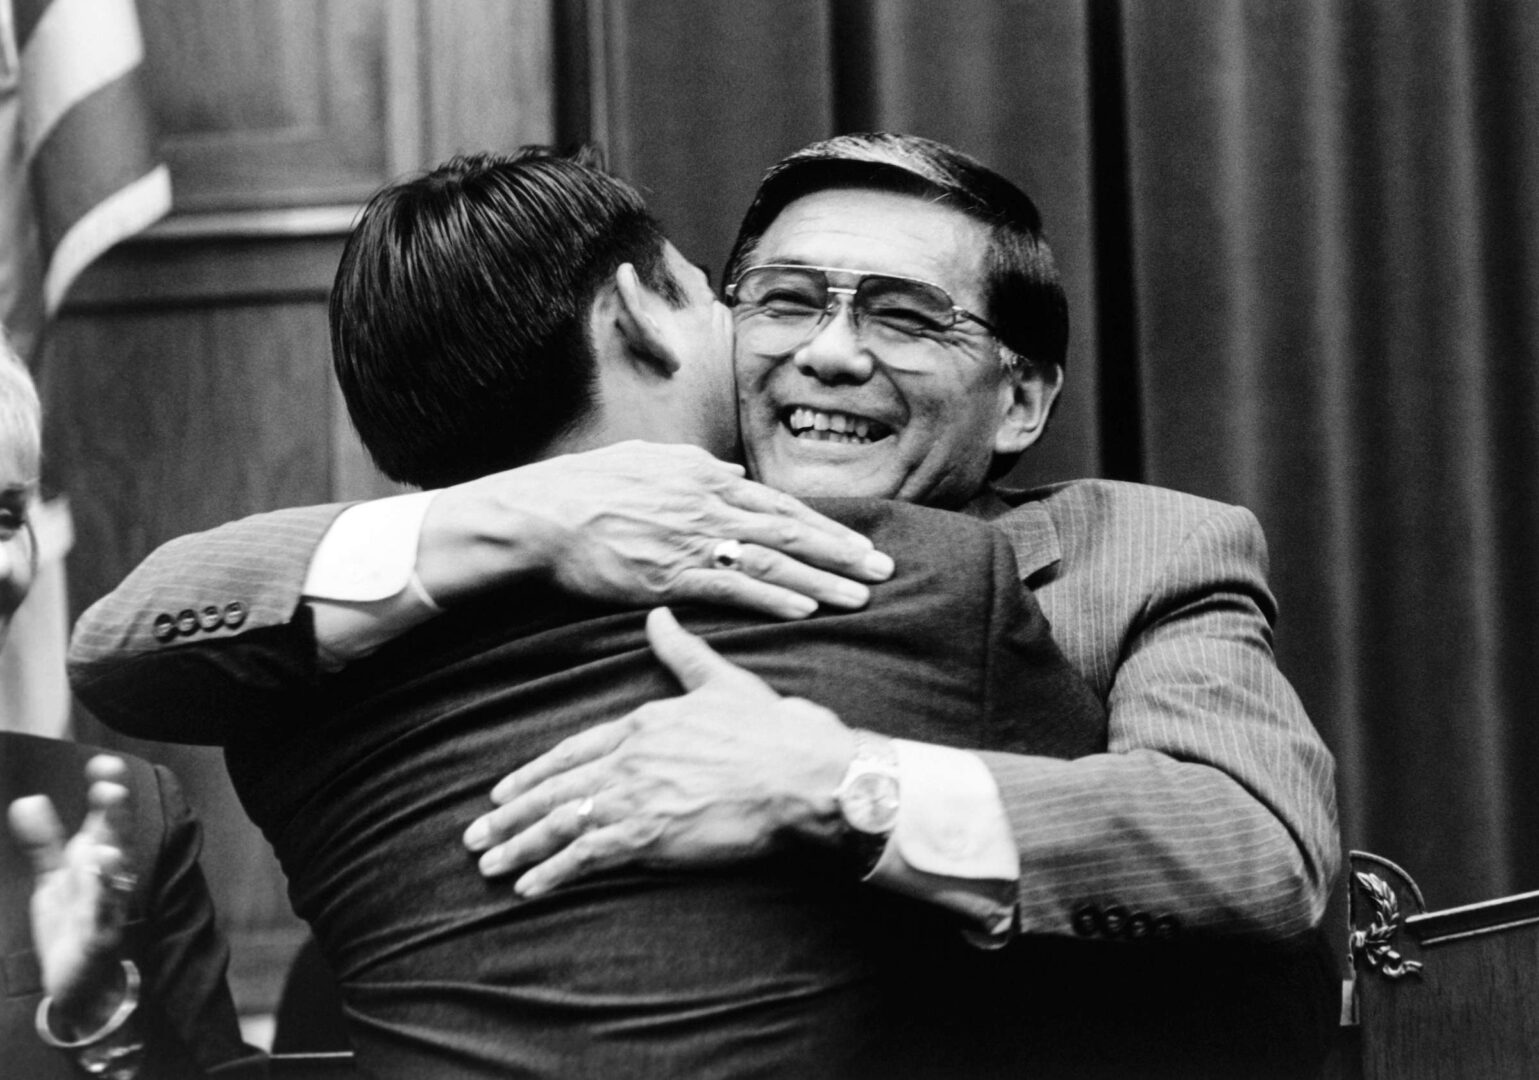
left=833, top=730, right=901, bottom=878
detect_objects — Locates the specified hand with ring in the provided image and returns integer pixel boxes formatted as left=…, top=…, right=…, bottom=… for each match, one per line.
left=463, top=608, right=857, bottom=896
left=7, top=755, right=139, bottom=1038
left=415, top=441, right=895, bottom=621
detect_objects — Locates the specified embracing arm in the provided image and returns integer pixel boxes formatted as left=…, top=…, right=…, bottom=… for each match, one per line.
left=68, top=504, right=349, bottom=744
left=69, top=442, right=891, bottom=745
left=466, top=499, right=1335, bottom=944
left=983, top=503, right=1339, bottom=942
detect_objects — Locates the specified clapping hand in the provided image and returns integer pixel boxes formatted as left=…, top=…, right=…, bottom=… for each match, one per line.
left=8, top=755, right=137, bottom=1037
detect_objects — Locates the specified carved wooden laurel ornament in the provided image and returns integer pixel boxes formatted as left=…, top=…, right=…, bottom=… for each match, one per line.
left=1351, top=870, right=1424, bottom=979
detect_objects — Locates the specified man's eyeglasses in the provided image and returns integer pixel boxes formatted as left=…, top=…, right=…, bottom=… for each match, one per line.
left=725, top=264, right=999, bottom=355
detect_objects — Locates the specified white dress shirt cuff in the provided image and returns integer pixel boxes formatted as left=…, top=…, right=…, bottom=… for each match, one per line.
left=869, top=739, right=1020, bottom=942
left=302, top=491, right=442, bottom=668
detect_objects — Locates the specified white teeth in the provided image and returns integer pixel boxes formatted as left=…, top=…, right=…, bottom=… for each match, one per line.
left=785, top=407, right=887, bottom=443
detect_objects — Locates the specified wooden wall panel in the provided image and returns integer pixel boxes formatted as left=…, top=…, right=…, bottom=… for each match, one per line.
left=137, top=0, right=408, bottom=210
left=48, top=290, right=336, bottom=604
left=421, top=0, right=555, bottom=161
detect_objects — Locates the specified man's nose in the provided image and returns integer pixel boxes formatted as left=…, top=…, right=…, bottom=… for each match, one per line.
left=793, top=297, right=874, bottom=384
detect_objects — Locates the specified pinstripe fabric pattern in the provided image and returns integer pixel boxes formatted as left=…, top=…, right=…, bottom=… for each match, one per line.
left=971, top=479, right=1340, bottom=941
left=68, top=504, right=349, bottom=741
left=71, top=504, right=347, bottom=658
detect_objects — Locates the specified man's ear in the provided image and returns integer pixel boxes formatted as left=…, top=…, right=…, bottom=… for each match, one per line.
left=613, top=262, right=680, bottom=376
left=993, top=359, right=1064, bottom=455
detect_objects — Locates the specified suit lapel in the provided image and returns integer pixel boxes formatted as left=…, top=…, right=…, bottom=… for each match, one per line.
left=964, top=489, right=1062, bottom=582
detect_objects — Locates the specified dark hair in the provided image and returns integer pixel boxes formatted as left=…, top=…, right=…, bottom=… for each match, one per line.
left=724, top=132, right=1068, bottom=378
left=330, top=147, right=685, bottom=488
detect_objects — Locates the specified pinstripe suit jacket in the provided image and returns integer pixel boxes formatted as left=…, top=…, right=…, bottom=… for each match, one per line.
left=968, top=480, right=1339, bottom=942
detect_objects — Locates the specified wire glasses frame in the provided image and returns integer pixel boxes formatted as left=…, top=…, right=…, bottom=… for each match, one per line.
left=725, top=264, right=1001, bottom=354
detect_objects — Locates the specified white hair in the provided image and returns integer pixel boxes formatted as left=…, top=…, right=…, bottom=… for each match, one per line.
left=0, top=327, right=41, bottom=476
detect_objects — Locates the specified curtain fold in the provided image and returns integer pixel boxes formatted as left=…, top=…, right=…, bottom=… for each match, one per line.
left=1123, top=0, right=1539, bottom=905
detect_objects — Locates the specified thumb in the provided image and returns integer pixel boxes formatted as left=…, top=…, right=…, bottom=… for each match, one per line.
left=7, top=796, right=67, bottom=876
left=646, top=607, right=748, bottom=692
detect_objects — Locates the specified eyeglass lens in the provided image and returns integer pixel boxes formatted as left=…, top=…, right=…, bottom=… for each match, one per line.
left=733, top=267, right=959, bottom=352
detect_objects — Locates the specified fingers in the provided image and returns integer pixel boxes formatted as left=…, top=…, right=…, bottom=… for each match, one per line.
left=487, top=720, right=627, bottom=805
left=514, top=828, right=626, bottom=898
left=721, top=478, right=894, bottom=584
left=725, top=543, right=877, bottom=612
left=722, top=477, right=870, bottom=548
left=7, top=795, right=67, bottom=875
left=667, top=566, right=819, bottom=620
left=470, top=794, right=631, bottom=898
left=83, top=755, right=128, bottom=786
left=468, top=792, right=595, bottom=879
left=79, top=779, right=130, bottom=851
left=645, top=607, right=768, bottom=694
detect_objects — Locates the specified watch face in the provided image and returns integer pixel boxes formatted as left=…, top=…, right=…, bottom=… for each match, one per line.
left=841, top=771, right=900, bottom=835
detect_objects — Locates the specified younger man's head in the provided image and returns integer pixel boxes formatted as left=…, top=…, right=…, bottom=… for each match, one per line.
left=332, top=147, right=735, bottom=490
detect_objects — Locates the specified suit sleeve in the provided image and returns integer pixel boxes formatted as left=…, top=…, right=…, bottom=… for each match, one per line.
left=978, top=504, right=1339, bottom=942
left=67, top=505, right=350, bottom=744
left=132, top=762, right=268, bottom=1078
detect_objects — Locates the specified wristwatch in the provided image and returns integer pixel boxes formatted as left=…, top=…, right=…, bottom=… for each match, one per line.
left=833, top=729, right=901, bottom=877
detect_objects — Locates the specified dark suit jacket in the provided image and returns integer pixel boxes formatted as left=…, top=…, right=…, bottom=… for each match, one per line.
left=0, top=734, right=264, bottom=1078
left=72, top=498, right=1106, bottom=1078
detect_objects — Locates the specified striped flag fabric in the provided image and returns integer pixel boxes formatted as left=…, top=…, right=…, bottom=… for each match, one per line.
left=0, top=0, right=172, bottom=361
left=0, top=0, right=170, bottom=736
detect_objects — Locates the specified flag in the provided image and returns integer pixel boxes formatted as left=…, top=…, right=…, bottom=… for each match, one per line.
left=0, top=0, right=171, bottom=735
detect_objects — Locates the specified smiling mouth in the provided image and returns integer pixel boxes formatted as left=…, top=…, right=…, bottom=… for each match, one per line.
left=782, top=406, right=894, bottom=445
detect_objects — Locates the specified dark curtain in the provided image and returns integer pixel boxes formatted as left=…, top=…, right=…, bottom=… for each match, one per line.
left=564, top=0, right=1539, bottom=911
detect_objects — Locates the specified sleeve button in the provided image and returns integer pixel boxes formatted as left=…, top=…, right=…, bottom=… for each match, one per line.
left=1071, top=903, right=1101, bottom=938
left=175, top=609, right=199, bottom=635
left=223, top=601, right=248, bottom=629
left=199, top=605, right=224, bottom=632
left=1103, top=906, right=1129, bottom=938
left=152, top=614, right=177, bottom=642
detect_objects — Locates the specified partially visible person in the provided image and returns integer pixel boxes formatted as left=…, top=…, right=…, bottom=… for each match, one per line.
left=0, top=335, right=263, bottom=1078
left=69, top=149, right=1107, bottom=1078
